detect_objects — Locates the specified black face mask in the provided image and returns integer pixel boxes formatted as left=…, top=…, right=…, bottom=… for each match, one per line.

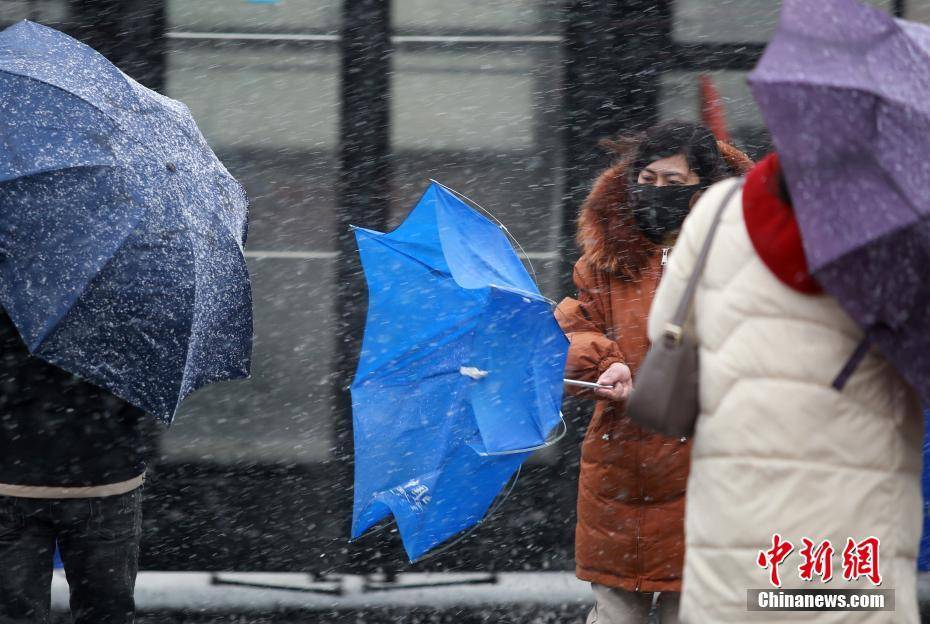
left=629, top=184, right=700, bottom=244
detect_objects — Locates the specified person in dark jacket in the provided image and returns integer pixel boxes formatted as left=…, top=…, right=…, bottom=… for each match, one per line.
left=0, top=309, right=162, bottom=624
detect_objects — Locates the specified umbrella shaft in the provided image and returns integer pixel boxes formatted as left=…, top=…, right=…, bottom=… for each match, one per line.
left=564, top=378, right=611, bottom=390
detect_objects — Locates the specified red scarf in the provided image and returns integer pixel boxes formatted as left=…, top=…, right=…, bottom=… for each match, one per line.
left=742, top=153, right=823, bottom=295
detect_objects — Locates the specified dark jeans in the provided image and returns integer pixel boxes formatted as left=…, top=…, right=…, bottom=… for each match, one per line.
left=0, top=488, right=142, bottom=624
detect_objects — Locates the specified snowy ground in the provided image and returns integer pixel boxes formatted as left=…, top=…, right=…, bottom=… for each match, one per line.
left=47, top=571, right=930, bottom=623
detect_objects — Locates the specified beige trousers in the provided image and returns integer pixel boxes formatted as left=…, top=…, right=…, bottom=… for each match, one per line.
left=586, top=584, right=681, bottom=624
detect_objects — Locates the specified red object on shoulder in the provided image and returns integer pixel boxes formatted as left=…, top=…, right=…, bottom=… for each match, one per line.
left=742, top=153, right=823, bottom=294
left=699, top=75, right=731, bottom=143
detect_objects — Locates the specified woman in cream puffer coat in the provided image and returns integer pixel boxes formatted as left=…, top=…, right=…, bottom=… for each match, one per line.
left=647, top=154, right=923, bottom=623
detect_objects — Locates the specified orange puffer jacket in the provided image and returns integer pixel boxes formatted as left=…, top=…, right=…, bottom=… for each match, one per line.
left=556, top=142, right=753, bottom=592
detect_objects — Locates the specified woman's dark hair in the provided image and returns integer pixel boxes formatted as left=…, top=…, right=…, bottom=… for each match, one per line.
left=604, top=121, right=729, bottom=189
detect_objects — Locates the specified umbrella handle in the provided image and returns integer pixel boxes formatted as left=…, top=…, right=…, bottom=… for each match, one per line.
left=472, top=412, right=568, bottom=457
left=564, top=378, right=612, bottom=390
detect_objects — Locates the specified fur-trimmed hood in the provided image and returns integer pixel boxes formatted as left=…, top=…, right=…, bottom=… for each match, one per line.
left=576, top=141, right=754, bottom=277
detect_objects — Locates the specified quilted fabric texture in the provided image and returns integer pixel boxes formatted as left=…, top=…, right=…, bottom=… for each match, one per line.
left=649, top=179, right=923, bottom=623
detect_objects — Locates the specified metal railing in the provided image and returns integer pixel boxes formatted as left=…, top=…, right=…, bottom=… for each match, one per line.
left=166, top=31, right=562, bottom=46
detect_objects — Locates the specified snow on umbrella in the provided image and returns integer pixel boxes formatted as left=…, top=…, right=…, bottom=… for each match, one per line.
left=0, top=21, right=251, bottom=422
left=350, top=181, right=568, bottom=561
left=749, top=0, right=930, bottom=402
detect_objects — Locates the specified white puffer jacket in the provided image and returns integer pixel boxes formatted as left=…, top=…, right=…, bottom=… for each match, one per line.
left=648, top=178, right=923, bottom=623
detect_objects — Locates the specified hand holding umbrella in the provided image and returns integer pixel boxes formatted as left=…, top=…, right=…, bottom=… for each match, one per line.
left=593, top=362, right=633, bottom=402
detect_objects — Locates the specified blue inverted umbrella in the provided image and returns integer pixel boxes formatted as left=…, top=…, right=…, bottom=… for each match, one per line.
left=0, top=21, right=251, bottom=422
left=351, top=181, right=568, bottom=561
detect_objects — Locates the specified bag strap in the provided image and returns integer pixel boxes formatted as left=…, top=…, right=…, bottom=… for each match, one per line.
left=664, top=179, right=744, bottom=344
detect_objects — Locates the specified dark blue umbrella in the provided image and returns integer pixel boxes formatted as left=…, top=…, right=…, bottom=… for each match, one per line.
left=351, top=182, right=568, bottom=561
left=0, top=21, right=251, bottom=422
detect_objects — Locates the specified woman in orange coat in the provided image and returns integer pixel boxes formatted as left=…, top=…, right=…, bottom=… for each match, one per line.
left=556, top=122, right=752, bottom=623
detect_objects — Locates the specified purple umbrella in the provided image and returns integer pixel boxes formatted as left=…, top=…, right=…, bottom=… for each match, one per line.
left=749, top=0, right=930, bottom=401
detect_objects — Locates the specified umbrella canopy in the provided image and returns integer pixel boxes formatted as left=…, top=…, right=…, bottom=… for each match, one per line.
left=0, top=21, right=251, bottom=422
left=749, top=0, right=930, bottom=403
left=351, top=181, right=568, bottom=561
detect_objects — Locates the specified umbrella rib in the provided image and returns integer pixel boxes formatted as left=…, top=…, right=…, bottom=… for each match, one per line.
left=0, top=160, right=117, bottom=186
left=406, top=464, right=524, bottom=563
left=362, top=217, right=552, bottom=305
left=428, top=178, right=543, bottom=289
left=169, top=196, right=248, bottom=416
left=753, top=76, right=930, bottom=123
left=0, top=68, right=125, bottom=132
left=203, top=181, right=250, bottom=251
left=353, top=319, right=483, bottom=387
left=893, top=25, right=930, bottom=76
left=872, top=157, right=925, bottom=220
left=0, top=67, right=178, bottom=168
left=759, top=83, right=927, bottom=224
left=356, top=363, right=471, bottom=389
left=359, top=231, right=453, bottom=279
left=488, top=283, right=555, bottom=306
left=175, top=224, right=202, bottom=415
left=23, top=168, right=142, bottom=353
left=817, top=213, right=926, bottom=278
